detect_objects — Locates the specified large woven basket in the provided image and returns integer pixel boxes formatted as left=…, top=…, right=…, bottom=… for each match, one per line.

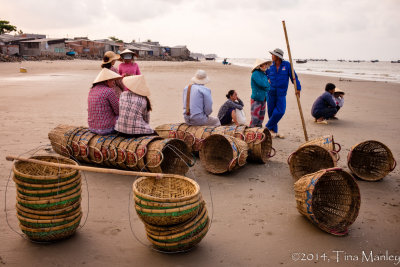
left=288, top=145, right=337, bottom=181
left=70, top=128, right=91, bottom=159
left=13, top=173, right=81, bottom=190
left=87, top=135, right=107, bottom=164
left=199, top=134, right=248, bottom=174
left=299, top=135, right=341, bottom=153
left=347, top=140, right=396, bottom=181
left=17, top=210, right=82, bottom=229
left=16, top=200, right=81, bottom=217
left=294, top=168, right=360, bottom=236
left=155, top=123, right=187, bottom=140
left=48, top=125, right=81, bottom=157
left=193, top=126, right=215, bottom=152
left=132, top=175, right=200, bottom=203
left=19, top=213, right=82, bottom=242
left=16, top=179, right=81, bottom=198
left=16, top=184, right=81, bottom=201
left=245, top=127, right=275, bottom=163
left=16, top=203, right=81, bottom=220
left=13, top=156, right=80, bottom=184
left=17, top=189, right=81, bottom=211
left=146, top=138, right=194, bottom=175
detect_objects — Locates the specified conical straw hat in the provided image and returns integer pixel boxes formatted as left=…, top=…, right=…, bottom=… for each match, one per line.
left=122, top=75, right=150, bottom=96
left=252, top=59, right=271, bottom=72
left=93, top=68, right=122, bottom=84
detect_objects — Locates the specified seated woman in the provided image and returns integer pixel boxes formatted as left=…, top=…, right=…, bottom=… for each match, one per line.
left=118, top=49, right=141, bottom=77
left=217, top=90, right=244, bottom=125
left=101, top=51, right=124, bottom=98
left=311, top=83, right=338, bottom=124
left=114, top=75, right=156, bottom=138
left=88, top=68, right=121, bottom=135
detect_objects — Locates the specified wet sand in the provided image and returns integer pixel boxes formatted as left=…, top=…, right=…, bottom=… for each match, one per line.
left=0, top=60, right=399, bottom=266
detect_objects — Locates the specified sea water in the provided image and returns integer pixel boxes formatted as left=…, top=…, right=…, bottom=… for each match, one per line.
left=217, top=58, right=400, bottom=84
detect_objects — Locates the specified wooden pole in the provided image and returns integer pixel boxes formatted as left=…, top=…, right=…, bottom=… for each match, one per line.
left=282, top=20, right=309, bottom=141
left=6, top=155, right=168, bottom=178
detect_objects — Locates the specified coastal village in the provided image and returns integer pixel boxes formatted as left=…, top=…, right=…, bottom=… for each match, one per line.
left=0, top=33, right=216, bottom=62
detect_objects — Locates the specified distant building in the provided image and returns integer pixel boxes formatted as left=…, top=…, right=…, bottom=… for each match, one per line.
left=19, top=38, right=66, bottom=56
left=170, top=45, right=190, bottom=57
left=65, top=39, right=106, bottom=57
left=94, top=39, right=124, bottom=54
left=125, top=44, right=153, bottom=57
left=0, top=34, right=46, bottom=56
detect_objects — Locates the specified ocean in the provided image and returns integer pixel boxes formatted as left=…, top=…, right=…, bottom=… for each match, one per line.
left=216, top=58, right=400, bottom=84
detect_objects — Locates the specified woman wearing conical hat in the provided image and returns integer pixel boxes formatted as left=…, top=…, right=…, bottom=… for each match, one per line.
left=115, top=75, right=156, bottom=138
left=101, top=51, right=124, bottom=98
left=118, top=49, right=141, bottom=77
left=88, top=68, right=122, bottom=135
left=250, top=59, right=271, bottom=127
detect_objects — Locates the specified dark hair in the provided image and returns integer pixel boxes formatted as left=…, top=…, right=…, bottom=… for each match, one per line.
left=226, top=90, right=235, bottom=99
left=325, top=83, right=336, bottom=92
left=145, top=96, right=152, bottom=112
left=101, top=55, right=112, bottom=69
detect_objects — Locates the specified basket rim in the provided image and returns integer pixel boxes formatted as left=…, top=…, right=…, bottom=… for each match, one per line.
left=13, top=173, right=81, bottom=189
left=135, top=201, right=200, bottom=214
left=132, top=175, right=200, bottom=202
left=16, top=184, right=81, bottom=201
left=134, top=194, right=201, bottom=208
left=16, top=189, right=82, bottom=205
left=17, top=205, right=81, bottom=220
left=17, top=210, right=82, bottom=224
left=19, top=213, right=82, bottom=233
left=15, top=199, right=81, bottom=215
left=16, top=178, right=81, bottom=195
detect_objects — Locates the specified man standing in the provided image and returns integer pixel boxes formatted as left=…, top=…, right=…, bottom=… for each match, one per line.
left=266, top=48, right=301, bottom=138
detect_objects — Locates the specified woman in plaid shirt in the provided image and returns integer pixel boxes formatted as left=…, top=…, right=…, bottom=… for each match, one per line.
left=115, top=75, right=156, bottom=138
left=88, top=68, right=121, bottom=135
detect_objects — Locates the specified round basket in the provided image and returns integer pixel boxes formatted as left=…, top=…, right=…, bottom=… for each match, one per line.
left=16, top=178, right=81, bottom=198
left=107, top=136, right=126, bottom=167
left=246, top=127, right=275, bottom=163
left=294, top=168, right=360, bottom=236
left=13, top=155, right=80, bottom=184
left=17, top=211, right=82, bottom=229
left=16, top=200, right=81, bottom=216
left=134, top=194, right=201, bottom=209
left=48, top=125, right=80, bottom=157
left=132, top=175, right=200, bottom=203
left=193, top=126, right=215, bottom=153
left=155, top=123, right=186, bottom=139
left=70, top=128, right=91, bottom=158
left=288, top=145, right=337, bottom=181
left=13, top=173, right=81, bottom=190
left=299, top=135, right=341, bottom=153
left=146, top=138, right=193, bottom=175
left=183, top=126, right=200, bottom=151
left=100, top=134, right=119, bottom=167
left=16, top=183, right=81, bottom=201
left=76, top=131, right=96, bottom=163
left=16, top=204, right=81, bottom=220
left=199, top=134, right=248, bottom=174
left=146, top=218, right=209, bottom=252
left=17, top=189, right=81, bottom=210
left=115, top=137, right=137, bottom=169
left=19, top=213, right=82, bottom=242
left=347, top=140, right=396, bottom=181
left=87, top=135, right=106, bottom=164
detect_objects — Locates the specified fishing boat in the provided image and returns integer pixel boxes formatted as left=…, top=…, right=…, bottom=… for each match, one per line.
left=296, top=59, right=307, bottom=64
left=371, top=60, right=379, bottom=63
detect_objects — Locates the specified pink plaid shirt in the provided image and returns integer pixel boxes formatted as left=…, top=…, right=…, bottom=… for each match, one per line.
left=115, top=91, right=153, bottom=135
left=118, top=62, right=141, bottom=76
left=88, top=83, right=119, bottom=135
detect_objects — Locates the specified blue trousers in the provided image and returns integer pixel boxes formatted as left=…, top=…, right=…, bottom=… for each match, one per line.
left=266, top=95, right=286, bottom=133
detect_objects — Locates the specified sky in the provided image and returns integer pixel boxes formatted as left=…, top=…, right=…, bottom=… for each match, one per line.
left=1, top=0, right=399, bottom=60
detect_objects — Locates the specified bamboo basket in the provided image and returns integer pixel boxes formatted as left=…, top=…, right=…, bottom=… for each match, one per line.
left=146, top=138, right=193, bottom=175
left=245, top=127, right=275, bottom=163
left=16, top=184, right=81, bottom=201
left=146, top=219, right=209, bottom=252
left=288, top=145, right=337, bottom=181
left=13, top=156, right=79, bottom=184
left=16, top=204, right=81, bottom=220
left=193, top=126, right=215, bottom=152
left=13, top=173, right=81, bottom=190
left=155, top=123, right=187, bottom=140
left=294, top=168, right=360, bottom=236
left=70, top=128, right=91, bottom=159
left=16, top=200, right=81, bottom=217
left=299, top=135, right=341, bottom=153
left=107, top=136, right=126, bottom=167
left=199, top=134, right=248, bottom=174
left=87, top=135, right=107, bottom=164
left=183, top=126, right=200, bottom=150
left=132, top=175, right=200, bottom=203
left=16, top=179, right=81, bottom=198
left=19, top=213, right=82, bottom=241
left=115, top=137, right=137, bottom=169
left=17, top=189, right=81, bottom=211
left=347, top=140, right=396, bottom=181
left=134, top=194, right=201, bottom=209
left=99, top=134, right=119, bottom=167
left=77, top=131, right=96, bottom=163
left=17, top=211, right=82, bottom=229
left=48, top=125, right=81, bottom=157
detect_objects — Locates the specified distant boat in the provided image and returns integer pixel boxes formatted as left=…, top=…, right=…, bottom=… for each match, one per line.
left=296, top=59, right=307, bottom=64
left=371, top=60, right=379, bottom=63
left=391, top=60, right=400, bottom=63
left=338, top=59, right=346, bottom=62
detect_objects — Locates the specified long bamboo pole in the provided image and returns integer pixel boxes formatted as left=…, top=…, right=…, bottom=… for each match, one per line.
left=282, top=20, right=309, bottom=141
left=6, top=155, right=167, bottom=178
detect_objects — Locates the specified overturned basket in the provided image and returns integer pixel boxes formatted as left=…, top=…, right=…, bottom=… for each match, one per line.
left=199, top=134, right=248, bottom=174
left=288, top=145, right=338, bottom=181
left=299, top=135, right=341, bottom=153
left=294, top=168, right=360, bottom=236
left=347, top=140, right=396, bottom=181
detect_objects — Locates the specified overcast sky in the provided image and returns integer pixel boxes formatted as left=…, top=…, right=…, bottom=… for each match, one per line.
left=1, top=0, right=399, bottom=60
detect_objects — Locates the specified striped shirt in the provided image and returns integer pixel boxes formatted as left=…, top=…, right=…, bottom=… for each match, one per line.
left=115, top=91, right=153, bottom=135
left=88, top=83, right=119, bottom=135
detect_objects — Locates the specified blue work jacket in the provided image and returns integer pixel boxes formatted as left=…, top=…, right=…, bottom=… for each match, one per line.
left=266, top=61, right=301, bottom=96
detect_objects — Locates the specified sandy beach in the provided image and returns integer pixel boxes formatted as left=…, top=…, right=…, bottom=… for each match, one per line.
left=0, top=60, right=399, bottom=267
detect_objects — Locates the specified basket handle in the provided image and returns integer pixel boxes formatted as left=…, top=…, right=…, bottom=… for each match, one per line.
left=168, top=130, right=177, bottom=138
left=115, top=148, right=127, bottom=164
left=71, top=141, right=80, bottom=157
left=254, top=132, right=266, bottom=145
left=234, top=132, right=245, bottom=141
left=331, top=150, right=340, bottom=162
left=333, top=142, right=342, bottom=153
left=136, top=146, right=148, bottom=161
left=391, top=158, right=397, bottom=171
left=176, top=130, right=186, bottom=140
left=108, top=144, right=118, bottom=161
left=88, top=146, right=104, bottom=164
left=245, top=132, right=256, bottom=143
left=287, top=151, right=295, bottom=165
left=78, top=141, right=89, bottom=157
left=237, top=152, right=247, bottom=167
left=146, top=149, right=164, bottom=168
left=269, top=147, right=276, bottom=158
left=100, top=145, right=110, bottom=161
left=185, top=132, right=196, bottom=146
left=125, top=149, right=138, bottom=168
left=228, top=157, right=237, bottom=171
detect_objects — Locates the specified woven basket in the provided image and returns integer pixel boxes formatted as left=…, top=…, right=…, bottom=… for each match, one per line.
left=87, top=135, right=106, bottom=164
left=16, top=179, right=81, bottom=198
left=245, top=127, right=275, bottom=163
left=76, top=131, right=96, bottom=163
left=294, top=168, right=360, bottom=236
left=70, top=128, right=91, bottom=158
left=132, top=175, right=200, bottom=203
left=107, top=136, right=126, bottom=167
left=144, top=201, right=207, bottom=235
left=192, top=126, right=215, bottom=152
left=13, top=173, right=81, bottom=190
left=19, top=213, right=82, bottom=242
left=199, top=134, right=248, bottom=174
left=288, top=145, right=337, bottom=181
left=134, top=194, right=201, bottom=209
left=16, top=200, right=81, bottom=216
left=146, top=219, right=209, bottom=252
left=133, top=136, right=163, bottom=171
left=48, top=125, right=81, bottom=157
left=347, top=140, right=396, bottom=181
left=13, top=155, right=80, bottom=184
left=155, top=123, right=184, bottom=139
left=183, top=126, right=200, bottom=151
left=146, top=138, right=193, bottom=175
left=17, top=204, right=81, bottom=220
left=17, top=189, right=81, bottom=211
left=115, top=137, right=137, bottom=169
left=17, top=211, right=82, bottom=229
left=299, top=135, right=341, bottom=153
left=99, top=134, right=119, bottom=167
left=16, top=183, right=81, bottom=201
